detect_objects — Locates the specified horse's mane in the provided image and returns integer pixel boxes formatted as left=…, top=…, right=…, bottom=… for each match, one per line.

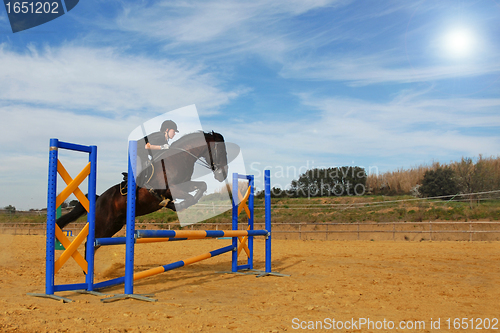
left=170, top=131, right=223, bottom=148
left=170, top=131, right=206, bottom=149
left=149, top=131, right=210, bottom=163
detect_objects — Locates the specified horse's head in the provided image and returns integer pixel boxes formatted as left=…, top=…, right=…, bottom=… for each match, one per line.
left=205, top=131, right=228, bottom=182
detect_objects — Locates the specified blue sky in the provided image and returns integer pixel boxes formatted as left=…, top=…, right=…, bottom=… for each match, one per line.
left=1, top=0, right=499, bottom=210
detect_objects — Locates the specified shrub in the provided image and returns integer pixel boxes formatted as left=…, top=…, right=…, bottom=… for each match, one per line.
left=419, top=167, right=458, bottom=198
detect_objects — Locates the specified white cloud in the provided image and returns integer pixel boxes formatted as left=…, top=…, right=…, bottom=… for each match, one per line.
left=209, top=90, right=500, bottom=190
left=280, top=52, right=500, bottom=86
left=2, top=0, right=499, bottom=209
left=0, top=44, right=240, bottom=115
left=0, top=42, right=245, bottom=210
left=115, top=0, right=344, bottom=41
left=109, top=0, right=350, bottom=62
left=0, top=104, right=140, bottom=209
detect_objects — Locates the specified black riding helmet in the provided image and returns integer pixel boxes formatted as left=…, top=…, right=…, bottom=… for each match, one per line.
left=160, top=120, right=179, bottom=133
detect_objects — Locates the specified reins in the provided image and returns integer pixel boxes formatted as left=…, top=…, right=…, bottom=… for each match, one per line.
left=169, top=140, right=217, bottom=171
left=168, top=147, right=211, bottom=169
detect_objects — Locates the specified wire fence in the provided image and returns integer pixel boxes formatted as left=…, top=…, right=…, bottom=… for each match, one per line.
left=0, top=209, right=46, bottom=216
left=2, top=221, right=499, bottom=242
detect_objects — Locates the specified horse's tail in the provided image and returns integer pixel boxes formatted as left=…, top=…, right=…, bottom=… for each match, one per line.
left=56, top=195, right=99, bottom=229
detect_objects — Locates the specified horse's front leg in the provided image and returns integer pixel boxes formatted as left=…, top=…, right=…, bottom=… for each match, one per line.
left=169, top=181, right=207, bottom=211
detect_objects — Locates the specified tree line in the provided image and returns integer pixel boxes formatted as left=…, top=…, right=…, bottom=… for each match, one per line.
left=257, top=166, right=367, bottom=198
left=369, top=155, right=500, bottom=199
left=257, top=155, right=500, bottom=199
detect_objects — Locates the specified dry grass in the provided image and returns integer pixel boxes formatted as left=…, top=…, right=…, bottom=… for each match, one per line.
left=367, top=155, right=500, bottom=195
left=213, top=180, right=249, bottom=197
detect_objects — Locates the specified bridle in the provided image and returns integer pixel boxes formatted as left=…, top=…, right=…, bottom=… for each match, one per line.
left=169, top=131, right=222, bottom=172
left=206, top=132, right=221, bottom=173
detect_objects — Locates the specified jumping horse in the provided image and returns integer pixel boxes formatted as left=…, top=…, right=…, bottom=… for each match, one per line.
left=56, top=131, right=228, bottom=241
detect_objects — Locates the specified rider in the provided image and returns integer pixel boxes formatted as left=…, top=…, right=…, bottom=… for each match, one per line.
left=135, top=120, right=179, bottom=185
left=145, top=120, right=179, bottom=151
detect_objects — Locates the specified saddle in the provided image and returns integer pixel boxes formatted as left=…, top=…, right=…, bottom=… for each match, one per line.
left=119, top=170, right=171, bottom=207
left=119, top=162, right=154, bottom=196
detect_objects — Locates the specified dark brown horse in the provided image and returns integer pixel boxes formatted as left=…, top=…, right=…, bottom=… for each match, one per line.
left=56, top=131, right=228, bottom=240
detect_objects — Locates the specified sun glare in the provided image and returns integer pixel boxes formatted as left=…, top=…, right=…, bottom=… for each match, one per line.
left=442, top=28, right=475, bottom=58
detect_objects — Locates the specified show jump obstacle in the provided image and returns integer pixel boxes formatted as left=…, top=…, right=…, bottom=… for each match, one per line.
left=28, top=139, right=98, bottom=302
left=29, top=139, right=285, bottom=303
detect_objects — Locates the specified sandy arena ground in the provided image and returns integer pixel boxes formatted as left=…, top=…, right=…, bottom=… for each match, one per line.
left=1, top=234, right=499, bottom=332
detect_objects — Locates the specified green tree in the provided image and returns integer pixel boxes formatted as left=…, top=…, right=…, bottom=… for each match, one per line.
left=3, top=205, right=16, bottom=212
left=289, top=167, right=367, bottom=197
left=420, top=167, right=458, bottom=198
left=454, top=157, right=475, bottom=195
left=454, top=155, right=500, bottom=206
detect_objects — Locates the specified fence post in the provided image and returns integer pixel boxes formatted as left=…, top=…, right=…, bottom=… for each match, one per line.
left=469, top=222, right=473, bottom=242
left=429, top=221, right=432, bottom=241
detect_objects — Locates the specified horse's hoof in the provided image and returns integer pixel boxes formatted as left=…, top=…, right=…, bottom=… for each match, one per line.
left=174, top=201, right=194, bottom=212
